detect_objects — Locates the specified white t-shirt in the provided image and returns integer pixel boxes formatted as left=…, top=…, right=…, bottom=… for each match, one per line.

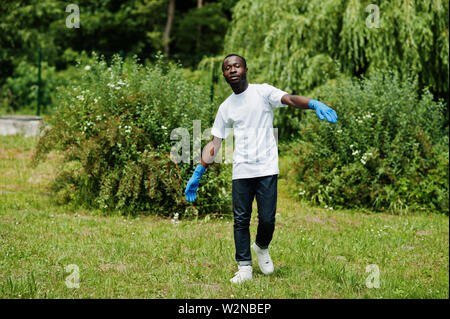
left=211, top=83, right=289, bottom=180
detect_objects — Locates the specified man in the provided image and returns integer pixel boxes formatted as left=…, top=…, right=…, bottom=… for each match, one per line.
left=185, top=54, right=337, bottom=284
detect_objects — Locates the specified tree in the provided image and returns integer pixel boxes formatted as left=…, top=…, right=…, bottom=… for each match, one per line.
left=163, top=0, right=175, bottom=54
left=223, top=0, right=449, bottom=104
left=172, top=1, right=233, bottom=66
left=196, top=0, right=203, bottom=51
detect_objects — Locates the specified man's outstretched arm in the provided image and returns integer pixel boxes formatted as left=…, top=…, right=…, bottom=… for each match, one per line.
left=281, top=94, right=311, bottom=109
left=281, top=94, right=338, bottom=123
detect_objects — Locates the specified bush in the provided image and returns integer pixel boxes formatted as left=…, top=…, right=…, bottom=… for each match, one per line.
left=0, top=60, right=58, bottom=114
left=288, top=71, right=448, bottom=214
left=0, top=50, right=100, bottom=115
left=33, top=53, right=232, bottom=217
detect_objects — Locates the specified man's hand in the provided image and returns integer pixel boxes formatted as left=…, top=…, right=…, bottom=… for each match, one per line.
left=185, top=164, right=206, bottom=202
left=308, top=99, right=338, bottom=123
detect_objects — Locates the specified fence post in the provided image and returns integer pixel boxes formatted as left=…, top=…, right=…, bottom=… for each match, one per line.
left=209, top=57, right=216, bottom=103
left=209, top=57, right=218, bottom=124
left=36, top=47, right=41, bottom=116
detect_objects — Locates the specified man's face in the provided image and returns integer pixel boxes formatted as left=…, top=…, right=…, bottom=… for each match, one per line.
left=222, top=56, right=247, bottom=85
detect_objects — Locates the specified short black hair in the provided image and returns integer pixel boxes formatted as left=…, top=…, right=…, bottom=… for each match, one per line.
left=222, top=54, right=247, bottom=71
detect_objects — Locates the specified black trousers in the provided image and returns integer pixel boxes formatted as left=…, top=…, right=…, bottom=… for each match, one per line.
left=232, top=174, right=278, bottom=265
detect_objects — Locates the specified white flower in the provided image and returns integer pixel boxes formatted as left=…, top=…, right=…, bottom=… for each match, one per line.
left=106, top=82, right=121, bottom=90
left=360, top=152, right=373, bottom=164
left=350, top=144, right=354, bottom=148
left=161, top=125, right=167, bottom=130
left=94, top=98, right=98, bottom=103
left=84, top=65, right=91, bottom=71
left=76, top=95, right=84, bottom=101
left=117, top=80, right=127, bottom=86
left=352, top=150, right=359, bottom=156
left=123, top=125, right=132, bottom=134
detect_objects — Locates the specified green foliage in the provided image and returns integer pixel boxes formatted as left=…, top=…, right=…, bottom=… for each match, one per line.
left=0, top=0, right=239, bottom=113
left=33, top=54, right=232, bottom=217
left=223, top=0, right=449, bottom=137
left=0, top=0, right=167, bottom=68
left=288, top=71, right=449, bottom=214
left=0, top=60, right=54, bottom=114
left=225, top=0, right=448, bottom=95
left=0, top=50, right=95, bottom=114
left=172, top=2, right=233, bottom=64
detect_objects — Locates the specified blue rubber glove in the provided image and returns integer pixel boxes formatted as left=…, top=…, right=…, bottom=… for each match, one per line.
left=185, top=164, right=206, bottom=202
left=308, top=99, right=338, bottom=123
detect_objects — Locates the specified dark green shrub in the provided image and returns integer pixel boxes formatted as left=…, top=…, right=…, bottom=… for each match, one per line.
left=0, top=60, right=58, bottom=114
left=289, top=71, right=448, bottom=214
left=0, top=50, right=101, bottom=115
left=33, top=54, right=232, bottom=217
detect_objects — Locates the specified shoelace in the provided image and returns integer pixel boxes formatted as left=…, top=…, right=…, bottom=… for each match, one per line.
left=259, top=251, right=271, bottom=264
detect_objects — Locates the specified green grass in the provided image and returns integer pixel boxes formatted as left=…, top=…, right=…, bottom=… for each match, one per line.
left=0, top=135, right=448, bottom=299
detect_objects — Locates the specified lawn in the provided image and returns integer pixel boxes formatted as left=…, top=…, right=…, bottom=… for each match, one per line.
left=0, top=135, right=448, bottom=299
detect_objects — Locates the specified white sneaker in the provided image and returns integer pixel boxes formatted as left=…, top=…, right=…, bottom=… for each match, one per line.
left=230, top=265, right=253, bottom=284
left=252, top=243, right=274, bottom=275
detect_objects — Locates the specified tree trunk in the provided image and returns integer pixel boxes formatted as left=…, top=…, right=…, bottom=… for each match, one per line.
left=163, top=0, right=175, bottom=55
left=196, top=0, right=203, bottom=52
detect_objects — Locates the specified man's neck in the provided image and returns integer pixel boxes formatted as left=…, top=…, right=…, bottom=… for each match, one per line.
left=230, top=81, right=249, bottom=95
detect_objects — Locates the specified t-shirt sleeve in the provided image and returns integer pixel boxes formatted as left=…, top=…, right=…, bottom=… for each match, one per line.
left=261, top=83, right=289, bottom=108
left=211, top=106, right=232, bottom=139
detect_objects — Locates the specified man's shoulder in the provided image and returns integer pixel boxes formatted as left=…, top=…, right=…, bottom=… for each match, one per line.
left=250, top=83, right=280, bottom=94
left=250, top=83, right=278, bottom=99
left=251, top=83, right=268, bottom=87
left=219, top=83, right=277, bottom=107
left=219, top=93, right=235, bottom=109
left=253, top=83, right=277, bottom=90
